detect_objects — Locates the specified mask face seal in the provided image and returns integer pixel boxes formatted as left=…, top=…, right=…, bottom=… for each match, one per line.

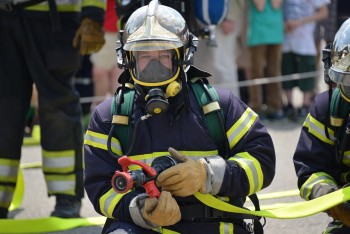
left=131, top=49, right=182, bottom=115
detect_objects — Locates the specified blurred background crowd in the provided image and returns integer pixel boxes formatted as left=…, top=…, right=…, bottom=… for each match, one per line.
left=23, top=0, right=350, bottom=136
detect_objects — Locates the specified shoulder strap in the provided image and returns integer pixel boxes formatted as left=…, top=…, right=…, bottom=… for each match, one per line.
left=110, top=85, right=136, bottom=154
left=189, top=78, right=229, bottom=157
left=330, top=87, right=350, bottom=127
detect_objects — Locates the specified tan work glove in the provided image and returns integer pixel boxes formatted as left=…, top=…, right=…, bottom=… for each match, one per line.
left=327, top=203, right=350, bottom=228
left=156, top=147, right=207, bottom=197
left=311, top=182, right=350, bottom=228
left=73, top=18, right=105, bottom=55
left=143, top=191, right=181, bottom=226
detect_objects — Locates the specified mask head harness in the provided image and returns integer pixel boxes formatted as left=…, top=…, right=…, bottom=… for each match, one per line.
left=116, top=0, right=198, bottom=115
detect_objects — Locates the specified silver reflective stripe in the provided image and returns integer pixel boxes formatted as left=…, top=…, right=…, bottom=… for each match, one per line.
left=43, top=155, right=74, bottom=169
left=304, top=114, right=335, bottom=144
left=227, top=108, right=257, bottom=149
left=301, top=174, right=335, bottom=200
left=47, top=180, right=75, bottom=194
left=84, top=130, right=122, bottom=155
left=235, top=155, right=259, bottom=193
left=219, top=222, right=234, bottom=234
left=0, top=165, right=18, bottom=182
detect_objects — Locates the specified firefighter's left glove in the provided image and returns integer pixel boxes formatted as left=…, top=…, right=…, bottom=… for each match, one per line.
left=156, top=147, right=207, bottom=197
left=73, top=18, right=105, bottom=55
left=143, top=191, right=181, bottom=227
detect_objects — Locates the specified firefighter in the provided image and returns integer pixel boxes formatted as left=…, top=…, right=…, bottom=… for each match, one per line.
left=293, top=18, right=350, bottom=233
left=0, top=0, right=105, bottom=219
left=83, top=0, right=276, bottom=233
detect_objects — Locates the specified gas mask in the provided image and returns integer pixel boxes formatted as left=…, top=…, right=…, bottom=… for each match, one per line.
left=130, top=49, right=182, bottom=115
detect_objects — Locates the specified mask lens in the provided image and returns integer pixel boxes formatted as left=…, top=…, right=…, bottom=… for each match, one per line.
left=132, top=49, right=178, bottom=85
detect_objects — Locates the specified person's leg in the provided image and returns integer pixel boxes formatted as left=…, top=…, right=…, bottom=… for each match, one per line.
left=265, top=44, right=283, bottom=118
left=297, top=54, right=317, bottom=118
left=248, top=45, right=266, bottom=113
left=281, top=52, right=298, bottom=120
left=0, top=12, right=33, bottom=218
left=28, top=15, right=84, bottom=217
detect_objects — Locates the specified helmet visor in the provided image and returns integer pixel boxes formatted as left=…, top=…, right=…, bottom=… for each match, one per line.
left=131, top=48, right=180, bottom=86
left=329, top=67, right=350, bottom=86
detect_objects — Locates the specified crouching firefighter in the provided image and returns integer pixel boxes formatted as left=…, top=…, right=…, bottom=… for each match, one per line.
left=293, top=17, right=350, bottom=233
left=83, top=0, right=276, bottom=233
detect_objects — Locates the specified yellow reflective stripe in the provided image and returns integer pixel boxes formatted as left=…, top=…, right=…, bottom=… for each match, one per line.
left=25, top=4, right=81, bottom=11
left=220, top=222, right=234, bottom=234
left=82, top=0, right=106, bottom=9
left=45, top=174, right=76, bottom=196
left=342, top=150, right=350, bottom=166
left=229, top=152, right=263, bottom=195
left=84, top=130, right=122, bottom=156
left=160, top=228, right=180, bottom=234
left=303, top=114, right=334, bottom=145
left=227, top=108, right=257, bottom=149
left=0, top=185, right=15, bottom=207
left=0, top=158, right=19, bottom=183
left=42, top=149, right=75, bottom=174
left=99, top=188, right=130, bottom=218
left=300, top=172, right=337, bottom=200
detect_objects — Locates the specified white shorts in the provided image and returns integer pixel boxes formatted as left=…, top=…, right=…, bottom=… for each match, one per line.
left=90, top=32, right=119, bottom=70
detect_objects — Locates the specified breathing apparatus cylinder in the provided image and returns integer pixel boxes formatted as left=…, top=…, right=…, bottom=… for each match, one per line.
left=111, top=155, right=178, bottom=196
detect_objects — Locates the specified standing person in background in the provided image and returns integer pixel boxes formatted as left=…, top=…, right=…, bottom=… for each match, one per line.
left=246, top=0, right=284, bottom=120
left=281, top=0, right=329, bottom=121
left=0, top=0, right=105, bottom=219
left=194, top=0, right=245, bottom=99
left=90, top=0, right=122, bottom=109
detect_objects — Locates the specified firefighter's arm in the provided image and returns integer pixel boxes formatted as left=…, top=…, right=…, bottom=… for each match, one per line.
left=73, top=0, right=106, bottom=55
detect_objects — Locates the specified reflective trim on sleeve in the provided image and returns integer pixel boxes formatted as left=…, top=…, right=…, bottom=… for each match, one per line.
left=84, top=130, right=122, bottom=156
left=227, top=107, right=257, bottom=149
left=220, top=222, right=234, bottom=234
left=45, top=174, right=76, bottom=196
left=99, top=188, right=130, bottom=218
left=42, top=149, right=75, bottom=174
left=0, top=185, right=15, bottom=208
left=0, top=158, right=19, bottom=183
left=303, top=114, right=335, bottom=145
left=229, top=152, right=263, bottom=195
left=300, top=172, right=338, bottom=200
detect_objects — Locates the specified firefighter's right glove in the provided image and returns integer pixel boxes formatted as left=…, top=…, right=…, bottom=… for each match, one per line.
left=311, top=183, right=350, bottom=228
left=143, top=191, right=181, bottom=227
left=156, top=147, right=207, bottom=197
left=327, top=203, right=350, bottom=228
left=73, top=18, right=105, bottom=55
